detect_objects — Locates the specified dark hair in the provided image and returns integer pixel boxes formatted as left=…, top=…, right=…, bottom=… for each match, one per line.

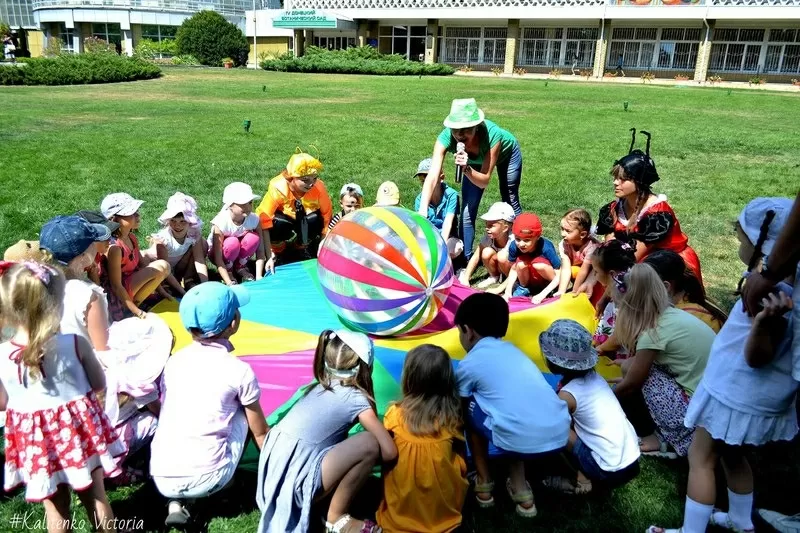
left=398, top=345, right=462, bottom=437
left=563, top=208, right=592, bottom=233
left=545, top=359, right=593, bottom=385
left=305, top=329, right=376, bottom=411
left=645, top=250, right=728, bottom=325
left=611, top=129, right=659, bottom=231
left=592, top=239, right=636, bottom=274
left=736, top=210, right=777, bottom=295
left=454, top=293, right=509, bottom=338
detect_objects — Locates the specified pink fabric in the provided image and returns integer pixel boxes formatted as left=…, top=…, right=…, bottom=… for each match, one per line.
left=111, top=410, right=157, bottom=472
left=222, top=232, right=260, bottom=267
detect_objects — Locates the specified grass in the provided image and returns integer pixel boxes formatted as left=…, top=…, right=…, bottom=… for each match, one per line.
left=0, top=68, right=798, bottom=532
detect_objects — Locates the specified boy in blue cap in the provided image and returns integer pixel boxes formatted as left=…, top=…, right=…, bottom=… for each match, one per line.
left=414, top=157, right=463, bottom=260
left=150, top=282, right=269, bottom=527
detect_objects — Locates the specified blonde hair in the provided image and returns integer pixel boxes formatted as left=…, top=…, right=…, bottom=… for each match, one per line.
left=398, top=345, right=462, bottom=437
left=0, top=262, right=66, bottom=379
left=613, top=263, right=671, bottom=353
left=305, top=329, right=375, bottom=410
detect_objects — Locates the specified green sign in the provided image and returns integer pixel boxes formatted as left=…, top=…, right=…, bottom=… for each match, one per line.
left=273, top=9, right=338, bottom=29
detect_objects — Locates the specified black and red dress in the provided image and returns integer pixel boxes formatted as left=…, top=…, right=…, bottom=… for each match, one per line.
left=596, top=196, right=703, bottom=284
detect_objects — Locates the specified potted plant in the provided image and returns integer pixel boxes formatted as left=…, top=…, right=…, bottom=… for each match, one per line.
left=707, top=74, right=723, bottom=85
left=674, top=73, right=690, bottom=81
left=222, top=57, right=234, bottom=69
left=748, top=75, right=766, bottom=86
left=549, top=68, right=562, bottom=79
left=641, top=71, right=656, bottom=83
left=491, top=67, right=503, bottom=76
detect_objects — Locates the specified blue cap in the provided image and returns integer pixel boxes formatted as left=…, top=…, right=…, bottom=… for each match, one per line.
left=40, top=215, right=111, bottom=265
left=179, top=282, right=251, bottom=337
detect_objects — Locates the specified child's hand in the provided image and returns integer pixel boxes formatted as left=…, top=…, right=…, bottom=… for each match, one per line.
left=502, top=293, right=511, bottom=303
left=458, top=271, right=470, bottom=286
left=755, top=291, right=793, bottom=322
left=532, top=292, right=548, bottom=305
left=265, top=256, right=276, bottom=276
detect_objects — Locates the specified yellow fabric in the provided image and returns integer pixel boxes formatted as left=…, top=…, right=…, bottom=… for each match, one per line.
left=255, top=175, right=333, bottom=233
left=376, top=405, right=468, bottom=533
left=676, top=298, right=723, bottom=334
left=284, top=153, right=323, bottom=178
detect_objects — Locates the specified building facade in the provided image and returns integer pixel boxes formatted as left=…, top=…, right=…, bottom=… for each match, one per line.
left=248, top=1, right=800, bottom=82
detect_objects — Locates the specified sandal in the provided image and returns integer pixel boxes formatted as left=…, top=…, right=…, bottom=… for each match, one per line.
left=542, top=475, right=592, bottom=495
left=708, top=509, right=755, bottom=533
left=639, top=437, right=678, bottom=459
left=324, top=514, right=382, bottom=533
left=505, top=478, right=537, bottom=518
left=472, top=478, right=495, bottom=508
left=645, top=527, right=681, bottom=533
left=165, top=501, right=191, bottom=527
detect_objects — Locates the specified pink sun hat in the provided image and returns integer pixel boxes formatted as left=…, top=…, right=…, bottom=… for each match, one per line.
left=158, top=192, right=201, bottom=227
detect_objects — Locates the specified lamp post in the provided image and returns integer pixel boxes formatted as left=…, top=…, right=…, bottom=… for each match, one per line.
left=252, top=0, right=257, bottom=69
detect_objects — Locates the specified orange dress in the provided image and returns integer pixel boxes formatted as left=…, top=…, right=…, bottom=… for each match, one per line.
left=376, top=405, right=468, bottom=533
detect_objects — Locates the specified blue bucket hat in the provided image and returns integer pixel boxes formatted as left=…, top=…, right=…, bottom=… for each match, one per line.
left=40, top=215, right=111, bottom=265
left=179, top=282, right=251, bottom=338
left=540, top=319, right=598, bottom=371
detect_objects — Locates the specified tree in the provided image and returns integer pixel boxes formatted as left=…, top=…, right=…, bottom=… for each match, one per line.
left=0, top=20, right=11, bottom=38
left=176, top=11, right=248, bottom=67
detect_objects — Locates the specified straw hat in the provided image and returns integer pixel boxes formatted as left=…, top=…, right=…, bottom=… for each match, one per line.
left=443, top=98, right=485, bottom=129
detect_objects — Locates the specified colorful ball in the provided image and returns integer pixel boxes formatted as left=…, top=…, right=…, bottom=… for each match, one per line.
left=317, top=206, right=454, bottom=337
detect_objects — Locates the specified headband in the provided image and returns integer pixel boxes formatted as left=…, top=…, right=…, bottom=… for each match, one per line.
left=324, top=329, right=374, bottom=378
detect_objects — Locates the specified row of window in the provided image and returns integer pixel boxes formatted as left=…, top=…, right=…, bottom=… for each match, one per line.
left=55, top=23, right=177, bottom=53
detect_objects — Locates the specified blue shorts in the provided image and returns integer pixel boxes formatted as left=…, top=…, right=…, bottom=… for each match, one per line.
left=467, top=398, right=562, bottom=459
left=571, top=437, right=639, bottom=486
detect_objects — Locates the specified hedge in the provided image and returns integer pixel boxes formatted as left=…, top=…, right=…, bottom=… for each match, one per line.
left=0, top=54, right=162, bottom=86
left=261, top=46, right=455, bottom=76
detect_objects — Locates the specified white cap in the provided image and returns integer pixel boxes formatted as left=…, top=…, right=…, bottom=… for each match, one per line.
left=158, top=192, right=201, bottom=226
left=340, top=183, right=364, bottom=198
left=480, top=202, right=515, bottom=223
left=738, top=197, right=795, bottom=258
left=101, top=193, right=144, bottom=219
left=333, top=329, right=374, bottom=366
left=223, top=182, right=260, bottom=208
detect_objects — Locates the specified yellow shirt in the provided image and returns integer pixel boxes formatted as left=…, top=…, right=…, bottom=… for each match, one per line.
left=255, top=175, right=333, bottom=232
left=376, top=405, right=468, bottom=533
left=676, top=298, right=723, bottom=334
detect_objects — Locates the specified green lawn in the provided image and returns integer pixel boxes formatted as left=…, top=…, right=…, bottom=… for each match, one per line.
left=0, top=68, right=799, bottom=532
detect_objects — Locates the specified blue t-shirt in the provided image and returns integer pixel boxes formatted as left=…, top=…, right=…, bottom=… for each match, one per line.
left=456, top=337, right=570, bottom=453
left=507, top=237, right=562, bottom=269
left=414, top=183, right=459, bottom=232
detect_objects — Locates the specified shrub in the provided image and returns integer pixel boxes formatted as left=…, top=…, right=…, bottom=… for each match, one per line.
left=260, top=46, right=454, bottom=76
left=176, top=11, right=248, bottom=67
left=42, top=36, right=64, bottom=58
left=171, top=54, right=200, bottom=65
left=0, top=21, right=10, bottom=38
left=134, top=38, right=178, bottom=60
left=0, top=54, right=161, bottom=85
left=84, top=36, right=117, bottom=55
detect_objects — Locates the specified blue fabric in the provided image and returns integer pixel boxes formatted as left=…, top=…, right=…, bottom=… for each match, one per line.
left=507, top=238, right=562, bottom=269
left=460, top=141, right=523, bottom=260
left=512, top=284, right=531, bottom=298
left=572, top=437, right=640, bottom=485
left=414, top=183, right=459, bottom=233
left=457, top=337, right=570, bottom=454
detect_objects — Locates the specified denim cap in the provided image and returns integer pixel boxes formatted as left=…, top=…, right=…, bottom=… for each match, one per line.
left=75, top=210, right=120, bottom=234
left=40, top=215, right=111, bottom=265
left=540, top=319, right=598, bottom=371
left=179, top=282, right=251, bottom=338
left=737, top=197, right=794, bottom=258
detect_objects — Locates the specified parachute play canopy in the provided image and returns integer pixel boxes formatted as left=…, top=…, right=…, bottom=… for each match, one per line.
left=152, top=260, right=620, bottom=469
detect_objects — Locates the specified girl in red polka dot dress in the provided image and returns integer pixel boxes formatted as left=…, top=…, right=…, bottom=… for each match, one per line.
left=0, top=261, right=125, bottom=532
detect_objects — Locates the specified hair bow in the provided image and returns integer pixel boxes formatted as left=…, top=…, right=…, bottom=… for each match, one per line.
left=619, top=242, right=633, bottom=251
left=612, top=270, right=628, bottom=294
left=0, top=260, right=14, bottom=277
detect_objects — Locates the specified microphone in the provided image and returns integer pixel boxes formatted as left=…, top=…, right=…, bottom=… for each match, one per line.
left=455, top=142, right=465, bottom=184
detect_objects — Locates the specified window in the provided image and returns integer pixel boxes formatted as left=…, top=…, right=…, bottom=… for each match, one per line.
left=764, top=29, right=800, bottom=74
left=655, top=28, right=699, bottom=70
left=379, top=26, right=426, bottom=60
left=92, top=23, right=122, bottom=53
left=312, top=36, right=356, bottom=50
left=440, top=27, right=506, bottom=65
left=141, top=25, right=178, bottom=43
left=0, top=0, right=35, bottom=28
left=59, top=23, right=75, bottom=54
left=709, top=28, right=767, bottom=73
left=608, top=27, right=658, bottom=69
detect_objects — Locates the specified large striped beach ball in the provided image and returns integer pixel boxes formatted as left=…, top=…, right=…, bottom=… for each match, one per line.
left=317, top=206, right=454, bottom=337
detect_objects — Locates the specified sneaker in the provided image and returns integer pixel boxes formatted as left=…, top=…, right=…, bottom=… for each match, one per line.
left=512, top=284, right=531, bottom=298
left=477, top=276, right=499, bottom=289
left=758, top=509, right=800, bottom=533
left=165, top=501, right=191, bottom=528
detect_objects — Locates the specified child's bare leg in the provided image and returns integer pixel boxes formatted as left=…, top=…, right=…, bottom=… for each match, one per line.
left=319, top=432, right=380, bottom=523
left=42, top=485, right=72, bottom=533
left=466, top=428, right=492, bottom=491
left=532, top=262, right=556, bottom=281
left=508, top=460, right=534, bottom=509
left=686, top=427, right=718, bottom=505
left=481, top=248, right=499, bottom=277
left=497, top=250, right=512, bottom=277
left=515, top=262, right=531, bottom=287
left=76, top=468, right=116, bottom=533
left=716, top=446, right=754, bottom=530
left=130, top=260, right=171, bottom=304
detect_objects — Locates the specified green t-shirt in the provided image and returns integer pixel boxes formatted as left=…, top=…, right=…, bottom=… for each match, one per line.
left=437, top=119, right=518, bottom=166
left=636, top=307, right=715, bottom=395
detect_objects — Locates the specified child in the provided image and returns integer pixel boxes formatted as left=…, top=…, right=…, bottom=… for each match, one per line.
left=256, top=329, right=397, bottom=533
left=328, top=183, right=364, bottom=231
left=100, top=192, right=171, bottom=321
left=500, top=212, right=562, bottom=304
left=76, top=210, right=119, bottom=285
left=40, top=215, right=172, bottom=486
left=145, top=192, right=209, bottom=295
left=556, top=208, right=600, bottom=298
left=208, top=182, right=271, bottom=285
left=455, top=293, right=570, bottom=518
left=612, top=263, right=715, bottom=458
left=414, top=158, right=464, bottom=260
left=644, top=249, right=727, bottom=333
left=459, top=202, right=515, bottom=288
left=540, top=319, right=640, bottom=495
left=150, top=282, right=269, bottom=527
left=596, top=129, right=703, bottom=284
left=375, top=181, right=401, bottom=207
left=377, top=344, right=468, bottom=532
left=584, top=240, right=637, bottom=360
left=648, top=197, right=796, bottom=533
left=256, top=152, right=333, bottom=263
left=0, top=261, right=124, bottom=532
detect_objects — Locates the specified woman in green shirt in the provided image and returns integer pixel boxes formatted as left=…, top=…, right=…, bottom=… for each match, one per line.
left=418, top=98, right=523, bottom=260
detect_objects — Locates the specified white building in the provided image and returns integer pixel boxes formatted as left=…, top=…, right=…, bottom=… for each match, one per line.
left=247, top=1, right=800, bottom=82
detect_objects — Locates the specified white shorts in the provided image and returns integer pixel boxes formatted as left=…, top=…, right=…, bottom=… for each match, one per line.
left=446, top=237, right=464, bottom=258
left=153, top=410, right=248, bottom=500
